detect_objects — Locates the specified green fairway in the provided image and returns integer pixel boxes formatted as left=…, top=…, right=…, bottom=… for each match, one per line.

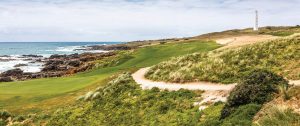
left=0, top=40, right=220, bottom=112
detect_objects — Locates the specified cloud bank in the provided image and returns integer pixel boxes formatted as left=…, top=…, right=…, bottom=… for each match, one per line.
left=0, top=0, right=299, bottom=42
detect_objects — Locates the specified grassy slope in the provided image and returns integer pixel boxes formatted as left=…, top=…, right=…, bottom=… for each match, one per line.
left=194, top=26, right=300, bottom=40
left=146, top=35, right=300, bottom=83
left=0, top=40, right=220, bottom=113
left=254, top=86, right=300, bottom=126
left=47, top=73, right=202, bottom=126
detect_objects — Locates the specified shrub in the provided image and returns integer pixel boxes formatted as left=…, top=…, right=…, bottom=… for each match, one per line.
left=222, top=104, right=261, bottom=126
left=0, top=111, right=11, bottom=120
left=220, top=69, right=288, bottom=119
left=0, top=119, right=7, bottom=126
left=160, top=41, right=166, bottom=44
left=269, top=31, right=294, bottom=36
left=278, top=83, right=291, bottom=100
left=198, top=104, right=223, bottom=126
left=13, top=115, right=25, bottom=122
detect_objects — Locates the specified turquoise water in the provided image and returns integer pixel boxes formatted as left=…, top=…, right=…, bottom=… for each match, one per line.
left=0, top=42, right=122, bottom=56
left=0, top=42, right=122, bottom=73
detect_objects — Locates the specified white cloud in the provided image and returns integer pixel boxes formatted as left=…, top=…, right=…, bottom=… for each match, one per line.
left=0, top=0, right=299, bottom=42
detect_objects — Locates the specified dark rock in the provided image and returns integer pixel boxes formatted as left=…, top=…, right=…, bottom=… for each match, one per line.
left=2, top=51, right=117, bottom=82
left=69, top=53, right=80, bottom=58
left=45, top=60, right=64, bottom=66
left=49, top=54, right=67, bottom=59
left=0, top=68, right=23, bottom=77
left=0, top=77, right=13, bottom=82
left=14, top=64, right=28, bottom=67
left=0, top=58, right=14, bottom=62
left=67, top=60, right=80, bottom=67
left=21, top=54, right=43, bottom=58
left=23, top=58, right=33, bottom=61
left=35, top=59, right=42, bottom=62
left=88, top=44, right=134, bottom=51
left=0, top=55, right=10, bottom=57
left=42, top=65, right=58, bottom=72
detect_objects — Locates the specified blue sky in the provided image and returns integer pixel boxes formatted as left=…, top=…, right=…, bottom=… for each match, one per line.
left=0, top=0, right=299, bottom=42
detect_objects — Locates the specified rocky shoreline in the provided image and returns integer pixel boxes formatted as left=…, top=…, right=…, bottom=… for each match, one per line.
left=0, top=42, right=158, bottom=82
left=0, top=40, right=137, bottom=82
left=0, top=51, right=118, bottom=82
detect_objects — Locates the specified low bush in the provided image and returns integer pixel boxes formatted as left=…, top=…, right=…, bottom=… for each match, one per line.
left=0, top=111, right=11, bottom=120
left=0, top=119, right=7, bottom=126
left=220, top=70, right=288, bottom=119
left=159, top=41, right=166, bottom=44
left=198, top=104, right=224, bottom=126
left=13, top=115, right=25, bottom=122
left=222, top=104, right=261, bottom=126
left=269, top=31, right=294, bottom=36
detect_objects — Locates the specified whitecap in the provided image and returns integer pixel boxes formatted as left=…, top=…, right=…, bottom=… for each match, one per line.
left=55, top=46, right=85, bottom=52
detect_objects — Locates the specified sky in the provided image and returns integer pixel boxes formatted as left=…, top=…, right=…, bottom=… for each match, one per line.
left=0, top=0, right=299, bottom=42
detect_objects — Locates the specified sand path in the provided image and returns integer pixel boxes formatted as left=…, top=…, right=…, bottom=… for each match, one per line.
left=132, top=67, right=300, bottom=110
left=132, top=67, right=300, bottom=91
left=132, top=67, right=236, bottom=110
left=132, top=34, right=300, bottom=110
left=215, top=35, right=279, bottom=50
left=132, top=67, right=236, bottom=91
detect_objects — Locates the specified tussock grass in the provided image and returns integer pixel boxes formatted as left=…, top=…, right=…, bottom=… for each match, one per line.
left=47, top=73, right=202, bottom=126
left=146, top=36, right=300, bottom=83
left=255, top=106, right=300, bottom=126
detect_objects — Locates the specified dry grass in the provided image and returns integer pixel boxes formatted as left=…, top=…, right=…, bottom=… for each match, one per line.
left=146, top=35, right=300, bottom=84
left=254, top=86, right=300, bottom=126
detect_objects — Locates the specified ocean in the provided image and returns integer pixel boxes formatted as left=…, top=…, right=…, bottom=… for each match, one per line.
left=0, top=42, right=122, bottom=73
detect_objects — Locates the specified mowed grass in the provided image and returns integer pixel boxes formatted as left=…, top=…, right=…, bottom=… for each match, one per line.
left=0, top=40, right=220, bottom=113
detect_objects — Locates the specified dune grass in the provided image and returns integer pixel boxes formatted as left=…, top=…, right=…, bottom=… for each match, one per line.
left=146, top=36, right=300, bottom=83
left=47, top=73, right=201, bottom=126
left=0, top=40, right=220, bottom=113
left=254, top=106, right=300, bottom=126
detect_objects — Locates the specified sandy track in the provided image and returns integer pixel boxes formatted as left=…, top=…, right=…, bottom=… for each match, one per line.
left=216, top=35, right=279, bottom=50
left=290, top=80, right=300, bottom=86
left=132, top=67, right=300, bottom=110
left=132, top=67, right=237, bottom=91
left=132, top=67, right=300, bottom=91
left=132, top=67, right=236, bottom=110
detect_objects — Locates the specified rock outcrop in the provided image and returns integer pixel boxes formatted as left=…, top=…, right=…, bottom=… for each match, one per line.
left=0, top=52, right=116, bottom=82
left=87, top=44, right=135, bottom=51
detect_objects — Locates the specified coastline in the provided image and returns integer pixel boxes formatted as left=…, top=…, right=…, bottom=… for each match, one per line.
left=0, top=42, right=125, bottom=73
left=0, top=42, right=131, bottom=82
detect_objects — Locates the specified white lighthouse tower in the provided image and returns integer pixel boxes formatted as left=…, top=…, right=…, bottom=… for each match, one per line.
left=253, top=10, right=259, bottom=31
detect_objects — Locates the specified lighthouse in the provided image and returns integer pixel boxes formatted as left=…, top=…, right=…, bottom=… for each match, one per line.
left=253, top=10, right=258, bottom=31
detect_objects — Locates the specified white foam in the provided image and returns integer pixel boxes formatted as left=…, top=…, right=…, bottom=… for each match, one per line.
left=0, top=56, right=44, bottom=73
left=55, top=46, right=85, bottom=52
left=19, top=62, right=44, bottom=73
left=54, top=45, right=107, bottom=53
left=0, top=44, right=110, bottom=73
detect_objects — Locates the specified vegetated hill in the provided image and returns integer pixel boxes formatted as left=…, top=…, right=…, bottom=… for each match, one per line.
left=194, top=26, right=300, bottom=40
left=123, top=26, right=300, bottom=47
left=1, top=26, right=300, bottom=126
left=5, top=68, right=290, bottom=125
left=145, top=35, right=300, bottom=84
